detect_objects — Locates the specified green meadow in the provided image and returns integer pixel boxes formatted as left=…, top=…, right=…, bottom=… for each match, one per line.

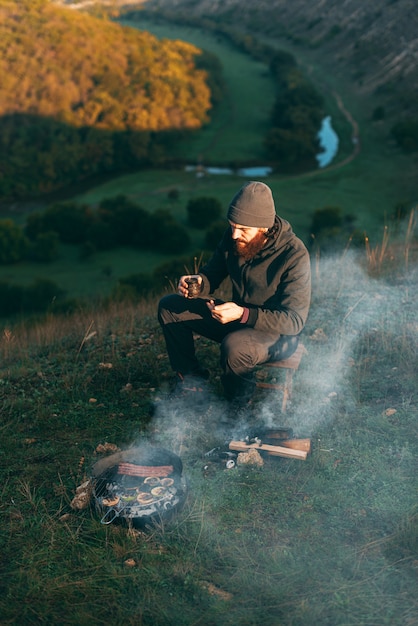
left=119, top=19, right=278, bottom=164
left=0, top=17, right=416, bottom=301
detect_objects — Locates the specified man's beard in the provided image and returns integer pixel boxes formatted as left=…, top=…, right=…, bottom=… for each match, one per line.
left=233, top=230, right=268, bottom=260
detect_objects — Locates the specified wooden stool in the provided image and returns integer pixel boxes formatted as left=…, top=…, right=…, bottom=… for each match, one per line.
left=256, top=343, right=307, bottom=412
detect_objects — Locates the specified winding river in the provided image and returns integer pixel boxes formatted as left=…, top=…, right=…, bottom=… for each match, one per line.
left=186, top=116, right=339, bottom=177
left=316, top=116, right=339, bottom=168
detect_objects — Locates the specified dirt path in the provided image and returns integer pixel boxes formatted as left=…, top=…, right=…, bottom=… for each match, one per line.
left=331, top=91, right=361, bottom=166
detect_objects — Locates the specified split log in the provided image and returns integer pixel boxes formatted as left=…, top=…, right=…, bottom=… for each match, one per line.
left=272, top=438, right=311, bottom=452
left=229, top=440, right=308, bottom=461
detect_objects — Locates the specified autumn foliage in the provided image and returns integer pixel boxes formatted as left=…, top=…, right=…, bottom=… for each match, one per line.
left=0, top=0, right=212, bottom=197
left=0, top=0, right=211, bottom=130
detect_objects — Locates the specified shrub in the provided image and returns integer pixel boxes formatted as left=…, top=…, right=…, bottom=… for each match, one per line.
left=27, top=231, right=60, bottom=262
left=0, top=281, right=24, bottom=315
left=372, top=106, right=385, bottom=121
left=324, top=24, right=343, bottom=42
left=22, top=279, right=65, bottom=313
left=269, top=50, right=297, bottom=77
left=310, top=206, right=343, bottom=236
left=114, top=273, right=156, bottom=299
left=38, top=202, right=93, bottom=244
left=97, top=195, right=152, bottom=247
left=391, top=119, right=418, bottom=152
left=0, top=219, right=28, bottom=264
left=25, top=211, right=46, bottom=240
left=79, top=241, right=97, bottom=260
left=167, top=188, right=180, bottom=201
left=153, top=209, right=191, bottom=253
left=187, top=197, right=222, bottom=229
left=205, top=219, right=228, bottom=249
left=0, top=278, right=64, bottom=316
left=23, top=195, right=191, bottom=256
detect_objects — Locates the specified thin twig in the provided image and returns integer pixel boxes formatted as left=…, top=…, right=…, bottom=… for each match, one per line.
left=343, top=294, right=366, bottom=321
left=77, top=320, right=95, bottom=355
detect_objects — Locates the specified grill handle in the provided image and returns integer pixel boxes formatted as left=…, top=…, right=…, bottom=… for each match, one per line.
left=100, top=506, right=124, bottom=525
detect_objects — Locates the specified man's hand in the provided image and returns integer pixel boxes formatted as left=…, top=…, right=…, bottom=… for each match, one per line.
left=206, top=300, right=244, bottom=324
left=178, top=274, right=202, bottom=298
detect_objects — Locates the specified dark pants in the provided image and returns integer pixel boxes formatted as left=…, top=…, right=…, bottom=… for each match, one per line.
left=158, top=294, right=299, bottom=402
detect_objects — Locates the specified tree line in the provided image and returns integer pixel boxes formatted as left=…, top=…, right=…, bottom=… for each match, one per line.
left=0, top=196, right=191, bottom=265
left=0, top=0, right=215, bottom=199
left=0, top=189, right=386, bottom=318
left=0, top=193, right=225, bottom=317
left=264, top=51, right=324, bottom=168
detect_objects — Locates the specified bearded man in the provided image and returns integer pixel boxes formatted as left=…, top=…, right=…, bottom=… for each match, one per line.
left=157, top=181, right=311, bottom=412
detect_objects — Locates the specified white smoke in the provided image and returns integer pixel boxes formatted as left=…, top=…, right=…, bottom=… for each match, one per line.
left=281, top=250, right=417, bottom=434
left=147, top=248, right=417, bottom=448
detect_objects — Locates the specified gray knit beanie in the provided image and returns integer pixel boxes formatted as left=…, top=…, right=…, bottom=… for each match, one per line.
left=227, top=181, right=276, bottom=229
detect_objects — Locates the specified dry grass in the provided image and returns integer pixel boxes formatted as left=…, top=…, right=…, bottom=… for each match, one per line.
left=365, top=209, right=417, bottom=276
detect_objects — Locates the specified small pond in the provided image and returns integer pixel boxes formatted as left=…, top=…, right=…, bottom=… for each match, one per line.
left=185, top=165, right=273, bottom=177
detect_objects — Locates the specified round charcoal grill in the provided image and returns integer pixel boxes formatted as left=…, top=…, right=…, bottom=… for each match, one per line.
left=91, top=446, right=187, bottom=527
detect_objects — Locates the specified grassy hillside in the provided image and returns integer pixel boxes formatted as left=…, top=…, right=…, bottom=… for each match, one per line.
left=142, top=0, right=418, bottom=117
left=0, top=243, right=416, bottom=625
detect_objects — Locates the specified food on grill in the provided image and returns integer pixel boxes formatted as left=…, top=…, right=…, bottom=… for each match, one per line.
left=136, top=492, right=154, bottom=505
left=143, top=476, right=161, bottom=486
left=160, top=477, right=174, bottom=487
left=102, top=496, right=120, bottom=506
left=151, top=486, right=166, bottom=498
left=91, top=446, right=186, bottom=526
left=117, top=463, right=174, bottom=477
left=120, top=493, right=137, bottom=502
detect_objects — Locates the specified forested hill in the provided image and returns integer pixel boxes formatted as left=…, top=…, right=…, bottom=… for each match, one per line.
left=0, top=0, right=212, bottom=198
left=0, top=0, right=211, bottom=131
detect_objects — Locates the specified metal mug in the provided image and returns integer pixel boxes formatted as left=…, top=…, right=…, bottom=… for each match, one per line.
left=185, top=276, right=201, bottom=298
